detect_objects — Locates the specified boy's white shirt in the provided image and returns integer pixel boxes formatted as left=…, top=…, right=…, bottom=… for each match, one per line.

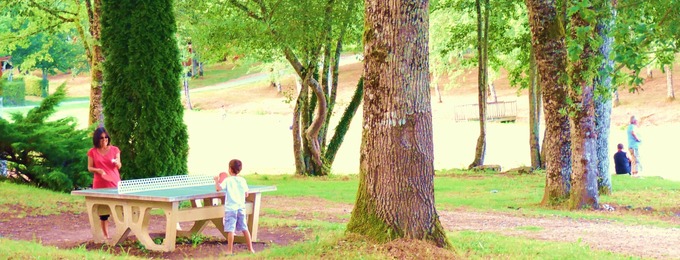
left=219, top=175, right=249, bottom=211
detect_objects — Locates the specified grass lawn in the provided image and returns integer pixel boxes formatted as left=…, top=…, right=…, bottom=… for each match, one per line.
left=3, top=169, right=666, bottom=259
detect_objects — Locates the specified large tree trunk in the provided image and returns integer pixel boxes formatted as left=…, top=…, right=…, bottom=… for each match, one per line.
left=347, top=0, right=449, bottom=247
left=666, top=64, right=675, bottom=101
left=595, top=4, right=615, bottom=195
left=529, top=47, right=542, bottom=169
left=86, top=0, right=105, bottom=127
left=526, top=0, right=572, bottom=205
left=469, top=0, right=489, bottom=169
left=567, top=4, right=600, bottom=209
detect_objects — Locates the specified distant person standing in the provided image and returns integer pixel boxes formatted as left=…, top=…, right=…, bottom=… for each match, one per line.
left=613, top=143, right=631, bottom=175
left=627, top=116, right=642, bottom=176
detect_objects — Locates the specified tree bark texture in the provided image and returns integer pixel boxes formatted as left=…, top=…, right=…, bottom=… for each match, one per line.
left=86, top=0, right=105, bottom=127
left=529, top=47, right=542, bottom=169
left=666, top=64, right=675, bottom=101
left=347, top=0, right=449, bottom=247
left=292, top=94, right=305, bottom=175
left=470, top=0, right=489, bottom=169
left=284, top=48, right=327, bottom=176
left=567, top=6, right=599, bottom=209
left=526, top=0, right=572, bottom=205
left=595, top=5, right=615, bottom=195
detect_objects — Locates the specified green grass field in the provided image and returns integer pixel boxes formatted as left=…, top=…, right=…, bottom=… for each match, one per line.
left=3, top=169, right=666, bottom=259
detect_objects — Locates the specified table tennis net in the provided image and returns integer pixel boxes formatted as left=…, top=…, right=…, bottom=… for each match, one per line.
left=118, top=175, right=214, bottom=194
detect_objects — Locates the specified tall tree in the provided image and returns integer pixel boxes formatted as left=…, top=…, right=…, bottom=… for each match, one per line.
left=6, top=31, right=85, bottom=85
left=0, top=0, right=106, bottom=126
left=528, top=48, right=543, bottom=169
left=177, top=0, right=364, bottom=176
left=594, top=2, right=615, bottom=195
left=525, top=0, right=572, bottom=205
left=469, top=0, right=489, bottom=169
left=666, top=64, right=675, bottom=101
left=566, top=0, right=607, bottom=209
left=431, top=0, right=536, bottom=168
left=347, top=0, right=449, bottom=247
left=84, top=0, right=105, bottom=126
left=101, top=0, right=188, bottom=179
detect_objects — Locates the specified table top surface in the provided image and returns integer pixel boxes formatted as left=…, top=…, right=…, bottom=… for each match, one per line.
left=71, top=184, right=277, bottom=202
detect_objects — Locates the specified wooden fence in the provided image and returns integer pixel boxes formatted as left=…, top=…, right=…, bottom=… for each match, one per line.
left=453, top=100, right=517, bottom=123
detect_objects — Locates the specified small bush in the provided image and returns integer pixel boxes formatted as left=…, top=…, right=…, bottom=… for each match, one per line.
left=1, top=80, right=26, bottom=106
left=24, top=75, right=42, bottom=97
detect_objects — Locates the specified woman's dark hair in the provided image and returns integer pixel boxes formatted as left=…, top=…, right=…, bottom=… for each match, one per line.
left=93, top=127, right=110, bottom=148
left=229, top=159, right=242, bottom=175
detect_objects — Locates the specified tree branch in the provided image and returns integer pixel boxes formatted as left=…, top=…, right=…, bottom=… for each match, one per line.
left=228, top=0, right=264, bottom=21
left=28, top=0, right=77, bottom=22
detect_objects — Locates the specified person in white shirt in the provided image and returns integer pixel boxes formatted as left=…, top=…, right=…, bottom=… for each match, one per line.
left=214, top=159, right=254, bottom=255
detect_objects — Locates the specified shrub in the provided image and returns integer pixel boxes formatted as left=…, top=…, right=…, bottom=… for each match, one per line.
left=1, top=80, right=26, bottom=106
left=23, top=75, right=43, bottom=97
left=101, top=0, right=188, bottom=179
left=0, top=84, right=92, bottom=192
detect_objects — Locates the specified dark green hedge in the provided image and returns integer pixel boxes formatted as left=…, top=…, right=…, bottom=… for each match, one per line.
left=101, top=0, right=188, bottom=179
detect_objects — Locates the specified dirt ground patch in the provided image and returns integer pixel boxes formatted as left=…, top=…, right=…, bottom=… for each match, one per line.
left=1, top=196, right=679, bottom=259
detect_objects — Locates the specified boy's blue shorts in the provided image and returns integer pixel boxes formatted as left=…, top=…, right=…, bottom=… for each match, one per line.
left=223, top=208, right=248, bottom=233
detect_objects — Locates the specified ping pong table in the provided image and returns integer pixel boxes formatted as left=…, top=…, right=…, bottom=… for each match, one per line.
left=71, top=175, right=276, bottom=252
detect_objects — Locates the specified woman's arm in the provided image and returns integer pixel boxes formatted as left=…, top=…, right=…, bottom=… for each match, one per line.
left=87, top=156, right=106, bottom=175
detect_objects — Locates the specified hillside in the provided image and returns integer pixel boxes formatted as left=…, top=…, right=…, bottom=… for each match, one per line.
left=46, top=59, right=679, bottom=128
left=38, top=60, right=680, bottom=179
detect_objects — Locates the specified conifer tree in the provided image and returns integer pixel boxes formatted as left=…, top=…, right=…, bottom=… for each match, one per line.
left=100, top=0, right=188, bottom=179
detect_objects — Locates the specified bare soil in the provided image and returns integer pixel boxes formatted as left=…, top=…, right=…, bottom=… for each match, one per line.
left=1, top=196, right=680, bottom=259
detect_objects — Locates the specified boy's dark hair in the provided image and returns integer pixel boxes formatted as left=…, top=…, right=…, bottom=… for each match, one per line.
left=229, top=159, right=242, bottom=175
left=93, top=127, right=110, bottom=148
left=617, top=143, right=624, bottom=150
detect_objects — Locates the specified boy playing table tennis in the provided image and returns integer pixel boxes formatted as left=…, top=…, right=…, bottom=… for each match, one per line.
left=214, top=159, right=255, bottom=255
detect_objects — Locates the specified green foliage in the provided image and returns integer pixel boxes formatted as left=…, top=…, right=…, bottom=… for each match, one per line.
left=101, top=0, right=188, bottom=179
left=0, top=84, right=91, bottom=192
left=176, top=0, right=363, bottom=64
left=0, top=1, right=87, bottom=76
left=611, top=0, right=680, bottom=91
left=0, top=79, right=25, bottom=106
left=431, top=0, right=533, bottom=90
left=22, top=74, right=42, bottom=97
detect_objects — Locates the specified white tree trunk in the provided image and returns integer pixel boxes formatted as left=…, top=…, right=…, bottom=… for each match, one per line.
left=666, top=64, right=675, bottom=101
left=488, top=82, right=498, bottom=103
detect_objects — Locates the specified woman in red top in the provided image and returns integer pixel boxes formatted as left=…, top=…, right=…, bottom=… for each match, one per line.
left=87, top=127, right=122, bottom=239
